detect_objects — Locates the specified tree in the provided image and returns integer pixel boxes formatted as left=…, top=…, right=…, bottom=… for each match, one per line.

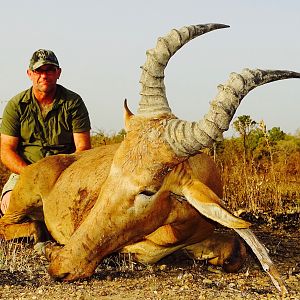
left=233, top=115, right=257, bottom=163
left=268, top=127, right=286, bottom=142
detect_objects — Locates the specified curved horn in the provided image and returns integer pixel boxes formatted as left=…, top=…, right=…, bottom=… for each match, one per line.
left=124, top=98, right=134, bottom=117
left=164, top=69, right=300, bottom=156
left=137, top=23, right=230, bottom=116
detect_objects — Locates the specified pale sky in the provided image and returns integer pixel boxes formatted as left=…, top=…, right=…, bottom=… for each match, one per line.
left=1, top=0, right=299, bottom=136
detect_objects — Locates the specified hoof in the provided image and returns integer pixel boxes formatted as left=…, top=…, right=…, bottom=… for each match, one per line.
left=223, top=238, right=247, bottom=273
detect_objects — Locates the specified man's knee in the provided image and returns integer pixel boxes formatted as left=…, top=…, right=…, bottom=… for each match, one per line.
left=1, top=191, right=12, bottom=214
left=1, top=173, right=19, bottom=215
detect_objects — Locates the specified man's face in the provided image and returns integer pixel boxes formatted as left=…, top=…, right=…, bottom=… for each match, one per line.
left=27, top=64, right=61, bottom=94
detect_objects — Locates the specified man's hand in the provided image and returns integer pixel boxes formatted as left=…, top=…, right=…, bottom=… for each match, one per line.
left=73, top=131, right=91, bottom=152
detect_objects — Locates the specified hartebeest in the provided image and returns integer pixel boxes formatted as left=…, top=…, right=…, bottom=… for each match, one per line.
left=1, top=24, right=299, bottom=294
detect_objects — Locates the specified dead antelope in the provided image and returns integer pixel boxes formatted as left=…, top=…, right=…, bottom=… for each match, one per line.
left=1, top=23, right=299, bottom=295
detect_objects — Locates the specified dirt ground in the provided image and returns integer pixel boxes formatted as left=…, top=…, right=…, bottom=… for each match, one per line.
left=0, top=215, right=299, bottom=300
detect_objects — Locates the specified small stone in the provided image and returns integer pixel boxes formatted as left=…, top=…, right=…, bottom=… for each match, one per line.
left=106, top=275, right=112, bottom=281
left=203, top=278, right=213, bottom=284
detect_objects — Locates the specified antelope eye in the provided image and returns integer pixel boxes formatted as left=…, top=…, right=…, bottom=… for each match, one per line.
left=139, top=190, right=156, bottom=196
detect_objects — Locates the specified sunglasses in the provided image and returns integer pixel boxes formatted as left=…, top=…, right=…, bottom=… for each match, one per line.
left=32, top=66, right=58, bottom=75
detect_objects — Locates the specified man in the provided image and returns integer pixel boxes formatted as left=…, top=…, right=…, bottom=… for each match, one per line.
left=0, top=49, right=91, bottom=214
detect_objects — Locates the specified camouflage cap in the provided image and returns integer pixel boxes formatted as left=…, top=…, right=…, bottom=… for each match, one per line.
left=29, top=49, right=60, bottom=70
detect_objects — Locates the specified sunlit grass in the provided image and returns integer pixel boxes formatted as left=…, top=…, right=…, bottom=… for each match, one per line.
left=0, top=239, right=34, bottom=272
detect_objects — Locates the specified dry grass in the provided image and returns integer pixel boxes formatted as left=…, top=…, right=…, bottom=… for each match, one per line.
left=0, top=239, right=37, bottom=273
left=0, top=228, right=299, bottom=299
left=214, top=129, right=300, bottom=214
left=221, top=162, right=300, bottom=214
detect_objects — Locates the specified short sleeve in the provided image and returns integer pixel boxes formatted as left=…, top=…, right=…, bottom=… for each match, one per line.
left=0, top=100, right=20, bottom=137
left=70, top=98, right=91, bottom=133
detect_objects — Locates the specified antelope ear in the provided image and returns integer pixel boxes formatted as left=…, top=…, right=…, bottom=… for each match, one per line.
left=185, top=194, right=251, bottom=229
left=178, top=180, right=251, bottom=229
left=234, top=228, right=288, bottom=294
left=123, top=99, right=134, bottom=131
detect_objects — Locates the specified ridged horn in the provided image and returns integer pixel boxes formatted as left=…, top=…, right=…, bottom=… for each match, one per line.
left=164, top=69, right=300, bottom=156
left=137, top=23, right=230, bottom=116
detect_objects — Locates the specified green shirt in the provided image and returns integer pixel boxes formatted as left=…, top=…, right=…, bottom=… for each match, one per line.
left=1, top=85, right=91, bottom=164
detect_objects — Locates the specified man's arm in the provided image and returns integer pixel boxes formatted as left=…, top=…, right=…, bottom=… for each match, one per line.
left=0, top=134, right=28, bottom=174
left=73, top=131, right=91, bottom=152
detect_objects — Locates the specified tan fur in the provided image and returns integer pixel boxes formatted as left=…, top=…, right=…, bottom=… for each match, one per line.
left=0, top=114, right=249, bottom=281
